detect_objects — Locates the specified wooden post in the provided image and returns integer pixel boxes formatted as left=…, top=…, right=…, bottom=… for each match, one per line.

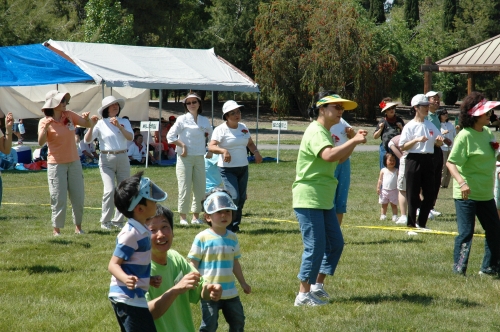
left=424, top=56, right=432, bottom=93
left=467, top=73, right=475, bottom=94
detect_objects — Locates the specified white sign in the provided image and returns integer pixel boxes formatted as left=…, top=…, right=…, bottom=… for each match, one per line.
left=272, top=121, right=288, bottom=130
left=140, top=121, right=159, bottom=131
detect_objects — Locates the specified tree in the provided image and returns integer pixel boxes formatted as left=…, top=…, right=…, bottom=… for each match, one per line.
left=369, top=0, right=386, bottom=24
left=253, top=0, right=396, bottom=118
left=84, top=0, right=136, bottom=44
left=404, top=0, right=419, bottom=29
left=442, top=0, right=456, bottom=31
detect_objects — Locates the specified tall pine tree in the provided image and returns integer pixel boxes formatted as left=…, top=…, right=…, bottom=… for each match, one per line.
left=443, top=0, right=457, bottom=32
left=404, top=0, right=419, bottom=29
left=369, top=0, right=386, bottom=24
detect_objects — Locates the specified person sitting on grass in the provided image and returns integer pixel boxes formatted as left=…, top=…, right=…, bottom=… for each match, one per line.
left=107, top=171, right=167, bottom=332
left=128, top=134, right=156, bottom=165
left=188, top=189, right=251, bottom=332
left=145, top=204, right=223, bottom=332
left=377, top=153, right=399, bottom=222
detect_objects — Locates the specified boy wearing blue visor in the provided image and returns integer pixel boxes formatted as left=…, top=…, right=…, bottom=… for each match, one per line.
left=107, top=171, right=167, bottom=332
left=188, top=189, right=251, bottom=332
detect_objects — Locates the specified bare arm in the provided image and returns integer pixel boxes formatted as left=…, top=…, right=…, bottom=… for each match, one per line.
left=389, top=144, right=403, bottom=159
left=320, top=130, right=367, bottom=163
left=233, top=259, right=251, bottom=294
left=201, top=284, right=222, bottom=301
left=401, top=136, right=428, bottom=151
left=373, top=122, right=384, bottom=139
left=377, top=170, right=384, bottom=195
left=38, top=118, right=54, bottom=146
left=247, top=137, right=262, bottom=164
left=446, top=161, right=470, bottom=200
left=75, top=111, right=92, bottom=128
left=209, top=139, right=231, bottom=163
left=0, top=113, right=13, bottom=154
left=108, top=256, right=138, bottom=289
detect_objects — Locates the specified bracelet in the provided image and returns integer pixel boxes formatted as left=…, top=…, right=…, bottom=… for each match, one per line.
left=459, top=182, right=468, bottom=188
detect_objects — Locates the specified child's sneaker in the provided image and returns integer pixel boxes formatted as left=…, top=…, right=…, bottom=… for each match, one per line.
left=294, top=292, right=328, bottom=306
left=191, top=219, right=204, bottom=225
left=311, top=284, right=330, bottom=300
left=395, top=215, right=407, bottom=225
left=380, top=214, right=387, bottom=221
left=392, top=215, right=398, bottom=222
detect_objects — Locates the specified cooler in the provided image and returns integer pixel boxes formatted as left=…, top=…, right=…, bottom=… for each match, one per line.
left=13, top=145, right=32, bottom=164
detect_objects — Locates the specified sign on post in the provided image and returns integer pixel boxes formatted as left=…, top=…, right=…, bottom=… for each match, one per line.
left=272, top=121, right=288, bottom=164
left=139, top=121, right=159, bottom=168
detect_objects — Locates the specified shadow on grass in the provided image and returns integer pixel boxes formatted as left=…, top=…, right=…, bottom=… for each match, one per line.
left=242, top=228, right=300, bottom=235
left=49, top=239, right=92, bottom=248
left=6, top=264, right=76, bottom=274
left=338, top=292, right=481, bottom=307
left=346, top=238, right=424, bottom=245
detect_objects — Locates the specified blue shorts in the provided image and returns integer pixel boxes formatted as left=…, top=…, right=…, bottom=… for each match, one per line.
left=12, top=123, right=19, bottom=132
left=334, top=158, right=351, bottom=214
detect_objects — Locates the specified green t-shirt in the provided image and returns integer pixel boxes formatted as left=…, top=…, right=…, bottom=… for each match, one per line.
left=426, top=111, right=441, bottom=129
left=447, top=127, right=496, bottom=201
left=145, top=250, right=204, bottom=332
left=292, top=121, right=338, bottom=209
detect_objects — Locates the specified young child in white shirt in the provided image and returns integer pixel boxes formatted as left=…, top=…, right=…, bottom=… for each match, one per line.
left=377, top=153, right=399, bottom=221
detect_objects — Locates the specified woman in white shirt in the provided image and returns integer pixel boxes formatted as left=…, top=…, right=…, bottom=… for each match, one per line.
left=399, top=94, right=443, bottom=230
left=84, top=96, right=133, bottom=230
left=208, top=100, right=263, bottom=232
left=436, top=109, right=456, bottom=188
left=167, top=92, right=213, bottom=225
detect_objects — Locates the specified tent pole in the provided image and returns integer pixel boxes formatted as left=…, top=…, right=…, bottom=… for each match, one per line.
left=101, top=82, right=105, bottom=99
left=256, top=92, right=260, bottom=146
left=211, top=91, right=214, bottom=127
left=159, top=89, right=163, bottom=164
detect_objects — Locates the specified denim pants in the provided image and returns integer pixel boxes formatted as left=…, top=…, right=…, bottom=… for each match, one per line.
left=334, top=159, right=351, bottom=214
left=379, top=142, right=385, bottom=169
left=176, top=155, right=205, bottom=214
left=200, top=297, right=245, bottom=332
left=110, top=301, right=157, bottom=332
left=294, top=207, right=344, bottom=284
left=99, top=153, right=130, bottom=224
left=453, top=199, right=500, bottom=274
left=219, top=166, right=248, bottom=230
left=47, top=160, right=85, bottom=228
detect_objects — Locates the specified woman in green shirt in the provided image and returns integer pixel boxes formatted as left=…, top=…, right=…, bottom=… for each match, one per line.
left=292, top=91, right=367, bottom=306
left=446, top=91, right=500, bottom=276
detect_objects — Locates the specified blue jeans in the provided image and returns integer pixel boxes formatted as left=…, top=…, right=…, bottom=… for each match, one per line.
left=110, top=301, right=157, bottom=332
left=334, top=159, right=351, bottom=214
left=379, top=142, right=385, bottom=169
left=294, top=207, right=344, bottom=284
left=453, top=199, right=500, bottom=275
left=200, top=297, right=245, bottom=332
left=219, top=166, right=248, bottom=231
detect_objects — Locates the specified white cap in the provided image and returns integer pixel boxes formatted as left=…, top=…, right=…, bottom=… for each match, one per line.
left=411, top=94, right=429, bottom=107
left=425, top=91, right=442, bottom=98
left=222, top=100, right=244, bottom=119
left=98, top=96, right=125, bottom=117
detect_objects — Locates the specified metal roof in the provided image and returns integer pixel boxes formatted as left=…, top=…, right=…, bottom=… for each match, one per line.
left=436, top=34, right=500, bottom=72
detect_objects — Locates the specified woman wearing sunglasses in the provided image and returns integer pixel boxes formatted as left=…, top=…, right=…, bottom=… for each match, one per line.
left=38, top=90, right=92, bottom=236
left=446, top=92, right=500, bottom=276
left=292, top=91, right=367, bottom=306
left=167, top=92, right=213, bottom=225
left=208, top=100, right=262, bottom=233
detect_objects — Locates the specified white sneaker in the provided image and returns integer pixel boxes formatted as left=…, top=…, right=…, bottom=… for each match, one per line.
left=294, top=292, right=328, bottom=306
left=311, top=285, right=330, bottom=299
left=428, top=212, right=435, bottom=220
left=191, top=219, right=204, bottom=225
left=407, top=231, right=418, bottom=236
left=430, top=209, right=442, bottom=216
left=101, top=222, right=112, bottom=230
left=396, top=215, right=407, bottom=225
left=392, top=215, right=398, bottom=222
left=380, top=215, right=387, bottom=221
left=112, top=222, right=124, bottom=229
left=416, top=224, right=432, bottom=231
left=416, top=208, right=420, bottom=216
left=179, top=219, right=189, bottom=225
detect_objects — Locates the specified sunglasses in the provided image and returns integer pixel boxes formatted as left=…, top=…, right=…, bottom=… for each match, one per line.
left=185, top=101, right=198, bottom=105
left=60, top=98, right=69, bottom=105
left=486, top=110, right=493, bottom=117
left=329, top=104, right=344, bottom=111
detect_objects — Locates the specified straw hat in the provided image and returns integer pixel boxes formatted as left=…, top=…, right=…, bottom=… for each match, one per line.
left=42, top=90, right=70, bottom=111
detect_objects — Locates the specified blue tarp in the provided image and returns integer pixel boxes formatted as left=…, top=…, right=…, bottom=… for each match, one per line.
left=0, top=44, right=93, bottom=86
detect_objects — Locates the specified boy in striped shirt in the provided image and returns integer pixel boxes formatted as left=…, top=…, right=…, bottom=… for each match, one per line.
left=107, top=171, right=167, bottom=332
left=188, top=189, right=251, bottom=332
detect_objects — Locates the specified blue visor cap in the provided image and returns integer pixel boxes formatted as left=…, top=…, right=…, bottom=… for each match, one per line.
left=203, top=191, right=238, bottom=214
left=128, top=177, right=167, bottom=211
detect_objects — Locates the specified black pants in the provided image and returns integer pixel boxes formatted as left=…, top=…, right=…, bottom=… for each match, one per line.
left=432, top=146, right=443, bottom=208
left=405, top=153, right=435, bottom=228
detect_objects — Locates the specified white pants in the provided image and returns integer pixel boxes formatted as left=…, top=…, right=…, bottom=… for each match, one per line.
left=99, top=153, right=130, bottom=223
left=47, top=160, right=85, bottom=228
left=176, top=155, right=205, bottom=214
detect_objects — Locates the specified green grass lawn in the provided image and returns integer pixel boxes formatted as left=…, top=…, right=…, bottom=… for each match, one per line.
left=1, top=149, right=500, bottom=331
